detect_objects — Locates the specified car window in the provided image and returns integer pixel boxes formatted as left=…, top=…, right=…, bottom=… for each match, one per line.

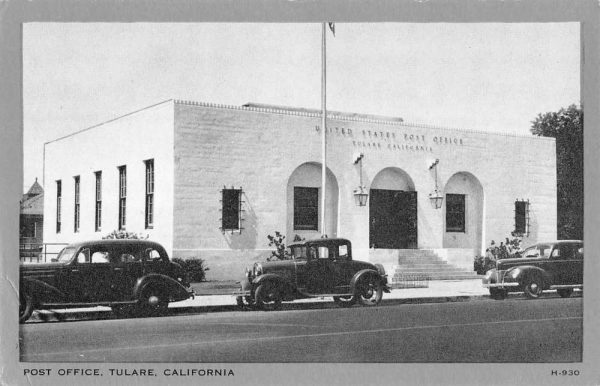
left=318, top=246, right=330, bottom=259
left=91, top=251, right=110, bottom=264
left=575, top=247, right=584, bottom=260
left=555, top=244, right=583, bottom=260
left=337, top=244, right=349, bottom=260
left=524, top=244, right=552, bottom=258
left=76, top=248, right=90, bottom=263
left=57, top=247, right=77, bottom=263
left=144, top=248, right=164, bottom=262
left=289, top=246, right=307, bottom=259
left=119, top=253, right=138, bottom=263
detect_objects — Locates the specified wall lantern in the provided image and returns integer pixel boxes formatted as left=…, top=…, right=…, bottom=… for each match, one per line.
left=428, top=158, right=444, bottom=209
left=353, top=153, right=369, bottom=206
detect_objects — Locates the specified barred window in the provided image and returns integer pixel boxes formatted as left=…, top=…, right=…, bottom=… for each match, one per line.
left=446, top=194, right=465, bottom=233
left=118, top=166, right=126, bottom=230
left=145, top=159, right=154, bottom=229
left=95, top=171, right=102, bottom=232
left=221, top=188, right=242, bottom=231
left=56, top=180, right=62, bottom=233
left=514, top=199, right=530, bottom=236
left=74, top=176, right=80, bottom=232
left=294, top=187, right=319, bottom=231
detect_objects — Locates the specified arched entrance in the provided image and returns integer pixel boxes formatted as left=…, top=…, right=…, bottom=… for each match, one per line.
left=369, top=167, right=417, bottom=249
left=443, top=172, right=484, bottom=252
left=286, top=162, right=339, bottom=239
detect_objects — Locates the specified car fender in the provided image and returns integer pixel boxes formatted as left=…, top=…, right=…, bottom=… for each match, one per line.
left=134, top=273, right=191, bottom=302
left=20, top=278, right=67, bottom=304
left=508, top=265, right=552, bottom=287
left=350, top=269, right=387, bottom=293
left=252, top=273, right=293, bottom=294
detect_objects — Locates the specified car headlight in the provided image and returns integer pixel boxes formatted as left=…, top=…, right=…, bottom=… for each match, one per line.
left=253, top=263, right=263, bottom=277
left=485, top=270, right=495, bottom=280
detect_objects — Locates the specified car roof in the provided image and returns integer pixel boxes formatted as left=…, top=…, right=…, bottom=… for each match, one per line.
left=288, top=238, right=351, bottom=248
left=66, top=239, right=165, bottom=249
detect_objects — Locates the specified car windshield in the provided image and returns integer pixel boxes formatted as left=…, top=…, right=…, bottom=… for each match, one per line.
left=56, top=247, right=77, bottom=263
left=288, top=246, right=307, bottom=260
left=522, top=244, right=553, bottom=258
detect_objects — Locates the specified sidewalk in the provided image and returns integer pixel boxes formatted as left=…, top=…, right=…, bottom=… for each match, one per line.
left=182, top=278, right=489, bottom=308
left=26, top=278, right=490, bottom=322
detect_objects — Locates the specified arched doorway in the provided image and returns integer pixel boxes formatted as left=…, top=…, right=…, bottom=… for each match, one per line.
left=443, top=172, right=484, bottom=252
left=286, top=162, right=339, bottom=239
left=369, top=167, right=417, bottom=249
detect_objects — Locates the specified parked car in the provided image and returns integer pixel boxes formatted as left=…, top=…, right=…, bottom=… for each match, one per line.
left=482, top=240, right=583, bottom=300
left=237, top=238, right=390, bottom=310
left=19, top=239, right=194, bottom=323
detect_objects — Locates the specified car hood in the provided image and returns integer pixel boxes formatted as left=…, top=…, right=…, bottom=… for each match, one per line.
left=20, top=262, right=66, bottom=272
left=496, top=257, right=540, bottom=269
left=259, top=259, right=297, bottom=270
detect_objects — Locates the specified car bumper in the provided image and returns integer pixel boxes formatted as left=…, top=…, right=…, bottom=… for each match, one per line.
left=482, top=271, right=520, bottom=289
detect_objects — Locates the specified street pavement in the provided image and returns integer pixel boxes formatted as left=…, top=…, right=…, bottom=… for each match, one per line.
left=20, top=295, right=583, bottom=362
left=25, top=278, right=490, bottom=322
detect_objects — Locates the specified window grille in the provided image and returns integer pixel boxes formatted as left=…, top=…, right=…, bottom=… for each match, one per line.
left=514, top=199, right=530, bottom=236
left=219, top=186, right=244, bottom=233
left=446, top=194, right=466, bottom=233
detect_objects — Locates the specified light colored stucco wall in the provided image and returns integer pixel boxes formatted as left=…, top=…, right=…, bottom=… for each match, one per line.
left=172, top=101, right=557, bottom=280
left=42, top=101, right=175, bottom=254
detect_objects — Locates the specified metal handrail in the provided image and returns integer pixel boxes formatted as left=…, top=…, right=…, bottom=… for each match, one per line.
left=19, top=242, right=69, bottom=263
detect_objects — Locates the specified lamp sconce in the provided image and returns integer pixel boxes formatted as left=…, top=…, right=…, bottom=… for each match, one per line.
left=353, top=153, right=369, bottom=206
left=428, top=159, right=443, bottom=209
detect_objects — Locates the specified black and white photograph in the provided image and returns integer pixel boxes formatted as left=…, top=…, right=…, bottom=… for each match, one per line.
left=1, top=1, right=599, bottom=385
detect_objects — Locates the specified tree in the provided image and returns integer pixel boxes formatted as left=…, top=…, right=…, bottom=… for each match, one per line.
left=530, top=104, right=583, bottom=240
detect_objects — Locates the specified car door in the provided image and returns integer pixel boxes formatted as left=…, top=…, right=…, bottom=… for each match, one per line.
left=106, top=246, right=144, bottom=301
left=62, top=247, right=113, bottom=302
left=550, top=243, right=583, bottom=285
left=304, top=245, right=335, bottom=294
left=329, top=244, right=354, bottom=293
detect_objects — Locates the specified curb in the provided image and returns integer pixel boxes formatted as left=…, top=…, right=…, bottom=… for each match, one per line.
left=23, top=293, right=490, bottom=324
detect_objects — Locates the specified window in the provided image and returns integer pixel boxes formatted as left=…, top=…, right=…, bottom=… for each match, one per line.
left=221, top=188, right=242, bottom=231
left=446, top=194, right=465, bottom=232
left=56, top=180, right=62, bottom=233
left=118, top=166, right=126, bottom=230
left=145, top=159, right=154, bottom=229
left=514, top=199, right=530, bottom=236
left=74, top=176, right=80, bottom=232
left=294, top=187, right=319, bottom=231
left=95, top=171, right=102, bottom=232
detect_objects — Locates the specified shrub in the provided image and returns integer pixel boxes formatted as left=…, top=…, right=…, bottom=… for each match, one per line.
left=474, top=234, right=523, bottom=274
left=172, top=257, right=209, bottom=283
left=102, top=230, right=148, bottom=240
left=266, top=231, right=291, bottom=261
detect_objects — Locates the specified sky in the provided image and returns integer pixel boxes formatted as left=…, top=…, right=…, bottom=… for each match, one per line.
left=23, top=22, right=580, bottom=192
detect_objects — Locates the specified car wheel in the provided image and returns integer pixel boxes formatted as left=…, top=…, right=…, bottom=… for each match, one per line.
left=254, top=283, right=282, bottom=311
left=333, top=295, right=357, bottom=307
left=139, top=285, right=169, bottom=316
left=523, top=277, right=543, bottom=299
left=356, top=275, right=383, bottom=306
left=489, top=288, right=508, bottom=300
left=19, top=292, right=33, bottom=324
left=557, top=289, right=573, bottom=298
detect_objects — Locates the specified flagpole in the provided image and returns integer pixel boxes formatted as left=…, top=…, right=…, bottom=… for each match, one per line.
left=321, top=22, right=327, bottom=237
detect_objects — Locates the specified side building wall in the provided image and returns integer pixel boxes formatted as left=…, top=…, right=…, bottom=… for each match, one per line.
left=173, top=101, right=557, bottom=280
left=42, top=101, right=175, bottom=254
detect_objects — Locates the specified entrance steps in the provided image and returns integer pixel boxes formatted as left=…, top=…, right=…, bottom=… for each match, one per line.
left=369, top=249, right=480, bottom=288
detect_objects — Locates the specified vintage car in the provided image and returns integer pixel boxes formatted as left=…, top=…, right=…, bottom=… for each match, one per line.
left=19, top=239, right=193, bottom=323
left=482, top=240, right=583, bottom=300
left=237, top=238, right=390, bottom=310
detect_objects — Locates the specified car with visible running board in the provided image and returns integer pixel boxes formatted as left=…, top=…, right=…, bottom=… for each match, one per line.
left=482, top=240, right=583, bottom=300
left=19, top=239, right=194, bottom=322
left=236, top=238, right=390, bottom=310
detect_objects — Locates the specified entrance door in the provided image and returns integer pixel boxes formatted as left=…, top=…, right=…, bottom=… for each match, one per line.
left=369, top=189, right=418, bottom=249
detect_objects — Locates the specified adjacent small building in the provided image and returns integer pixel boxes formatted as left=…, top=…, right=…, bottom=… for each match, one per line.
left=42, top=99, right=557, bottom=280
left=20, top=179, right=44, bottom=260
